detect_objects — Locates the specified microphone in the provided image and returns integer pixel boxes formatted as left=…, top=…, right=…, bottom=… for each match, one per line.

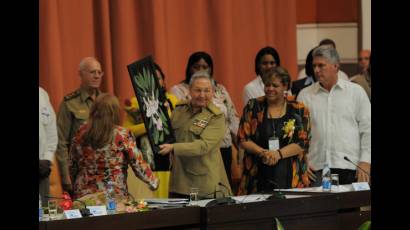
left=46, top=195, right=92, bottom=217
left=266, top=180, right=285, bottom=200
left=343, top=156, right=370, bottom=177
left=238, top=179, right=285, bottom=204
left=204, top=182, right=236, bottom=207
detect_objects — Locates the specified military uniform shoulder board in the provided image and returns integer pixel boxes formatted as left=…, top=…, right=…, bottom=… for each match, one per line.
left=207, top=102, right=222, bottom=115
left=64, top=89, right=81, bottom=101
left=175, top=100, right=189, bottom=107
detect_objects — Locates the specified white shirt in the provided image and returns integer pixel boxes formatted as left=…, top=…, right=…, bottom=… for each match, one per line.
left=243, top=76, right=265, bottom=106
left=297, top=79, right=371, bottom=171
left=298, top=69, right=349, bottom=81
left=39, top=87, right=57, bottom=162
left=243, top=76, right=292, bottom=106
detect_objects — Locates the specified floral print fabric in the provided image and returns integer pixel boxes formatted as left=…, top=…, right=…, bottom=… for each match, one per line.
left=237, top=97, right=311, bottom=195
left=70, top=124, right=158, bottom=199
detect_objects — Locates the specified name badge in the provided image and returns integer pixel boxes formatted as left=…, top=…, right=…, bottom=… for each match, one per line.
left=268, top=138, right=279, bottom=151
left=63, top=209, right=82, bottom=219
left=352, top=182, right=370, bottom=191
left=88, top=206, right=108, bottom=216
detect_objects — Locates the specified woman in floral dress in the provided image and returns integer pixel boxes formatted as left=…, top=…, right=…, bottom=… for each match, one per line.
left=237, top=67, right=311, bottom=195
left=69, top=94, right=158, bottom=199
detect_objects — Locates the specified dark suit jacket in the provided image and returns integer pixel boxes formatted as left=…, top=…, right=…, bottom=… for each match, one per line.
left=291, top=76, right=315, bottom=99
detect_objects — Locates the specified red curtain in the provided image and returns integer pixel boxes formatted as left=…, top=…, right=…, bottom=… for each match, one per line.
left=39, top=0, right=297, bottom=118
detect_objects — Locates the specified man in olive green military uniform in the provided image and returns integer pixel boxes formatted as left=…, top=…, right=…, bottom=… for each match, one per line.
left=159, top=71, right=232, bottom=198
left=56, top=57, right=106, bottom=193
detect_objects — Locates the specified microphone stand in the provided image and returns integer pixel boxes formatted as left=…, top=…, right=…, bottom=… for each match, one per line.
left=202, top=183, right=236, bottom=207
left=266, top=180, right=285, bottom=200
left=343, top=156, right=371, bottom=178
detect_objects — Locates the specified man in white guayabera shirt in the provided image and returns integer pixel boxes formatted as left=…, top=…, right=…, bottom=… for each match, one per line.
left=297, top=46, right=371, bottom=185
left=39, top=87, right=57, bottom=205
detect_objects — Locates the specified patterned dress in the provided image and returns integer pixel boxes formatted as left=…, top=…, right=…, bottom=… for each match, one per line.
left=69, top=124, right=158, bottom=199
left=237, top=97, right=311, bottom=195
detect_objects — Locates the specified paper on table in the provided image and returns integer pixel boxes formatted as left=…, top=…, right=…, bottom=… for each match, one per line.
left=275, top=184, right=356, bottom=193
left=232, top=194, right=272, bottom=203
left=284, top=194, right=312, bottom=199
left=145, top=198, right=189, bottom=204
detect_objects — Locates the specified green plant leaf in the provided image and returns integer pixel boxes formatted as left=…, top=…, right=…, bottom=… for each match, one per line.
left=136, top=73, right=147, bottom=92
left=159, top=109, right=167, bottom=121
left=164, top=127, right=170, bottom=135
left=149, top=69, right=155, bottom=88
left=149, top=117, right=153, bottom=129
left=154, top=129, right=159, bottom=144
left=134, top=74, right=143, bottom=89
left=357, top=221, right=371, bottom=230
left=159, top=131, right=164, bottom=142
left=141, top=68, right=148, bottom=89
left=275, top=217, right=285, bottom=230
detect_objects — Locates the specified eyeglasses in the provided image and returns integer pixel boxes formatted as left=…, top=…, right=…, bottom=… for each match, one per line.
left=191, top=88, right=212, bottom=94
left=84, top=70, right=104, bottom=76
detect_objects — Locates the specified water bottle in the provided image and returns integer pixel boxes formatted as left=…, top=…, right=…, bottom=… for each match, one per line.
left=39, top=194, right=43, bottom=221
left=106, top=182, right=117, bottom=215
left=322, top=163, right=331, bottom=192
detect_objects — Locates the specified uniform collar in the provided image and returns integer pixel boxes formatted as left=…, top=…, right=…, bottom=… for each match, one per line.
left=188, top=101, right=217, bottom=115
left=79, top=87, right=101, bottom=102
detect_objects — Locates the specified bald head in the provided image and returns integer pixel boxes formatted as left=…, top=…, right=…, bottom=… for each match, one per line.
left=78, top=57, right=103, bottom=90
left=79, top=57, right=100, bottom=71
left=358, top=50, right=371, bottom=72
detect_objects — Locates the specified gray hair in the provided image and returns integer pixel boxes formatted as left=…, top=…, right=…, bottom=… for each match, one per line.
left=189, top=70, right=212, bottom=87
left=79, top=57, right=100, bottom=71
left=312, top=46, right=340, bottom=65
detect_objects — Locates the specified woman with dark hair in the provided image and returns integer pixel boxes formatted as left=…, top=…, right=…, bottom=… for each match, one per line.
left=171, top=51, right=214, bottom=101
left=123, top=63, right=178, bottom=198
left=291, top=47, right=317, bottom=98
left=170, top=51, right=240, bottom=187
left=243, top=46, right=281, bottom=105
left=237, top=67, right=311, bottom=195
left=69, top=94, right=158, bottom=200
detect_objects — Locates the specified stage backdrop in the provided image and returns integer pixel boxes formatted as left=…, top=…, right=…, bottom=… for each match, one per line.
left=39, top=0, right=298, bottom=117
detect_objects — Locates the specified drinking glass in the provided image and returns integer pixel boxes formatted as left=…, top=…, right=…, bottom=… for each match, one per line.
left=189, top=187, right=199, bottom=205
left=48, top=200, right=58, bottom=220
left=331, top=174, right=340, bottom=191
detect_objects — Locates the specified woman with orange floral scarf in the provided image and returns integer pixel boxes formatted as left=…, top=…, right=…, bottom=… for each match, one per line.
left=237, top=67, right=312, bottom=195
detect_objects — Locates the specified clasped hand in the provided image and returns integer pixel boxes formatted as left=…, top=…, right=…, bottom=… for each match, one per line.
left=159, top=144, right=173, bottom=155
left=261, top=150, right=280, bottom=166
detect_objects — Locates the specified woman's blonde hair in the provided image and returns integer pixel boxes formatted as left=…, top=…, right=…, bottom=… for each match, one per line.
left=83, top=94, right=120, bottom=149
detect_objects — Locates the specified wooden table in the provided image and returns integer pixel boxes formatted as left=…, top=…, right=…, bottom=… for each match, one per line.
left=39, top=191, right=370, bottom=230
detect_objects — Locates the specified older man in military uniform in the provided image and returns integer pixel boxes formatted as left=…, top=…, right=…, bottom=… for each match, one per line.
left=56, top=57, right=106, bottom=193
left=159, top=71, right=232, bottom=199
